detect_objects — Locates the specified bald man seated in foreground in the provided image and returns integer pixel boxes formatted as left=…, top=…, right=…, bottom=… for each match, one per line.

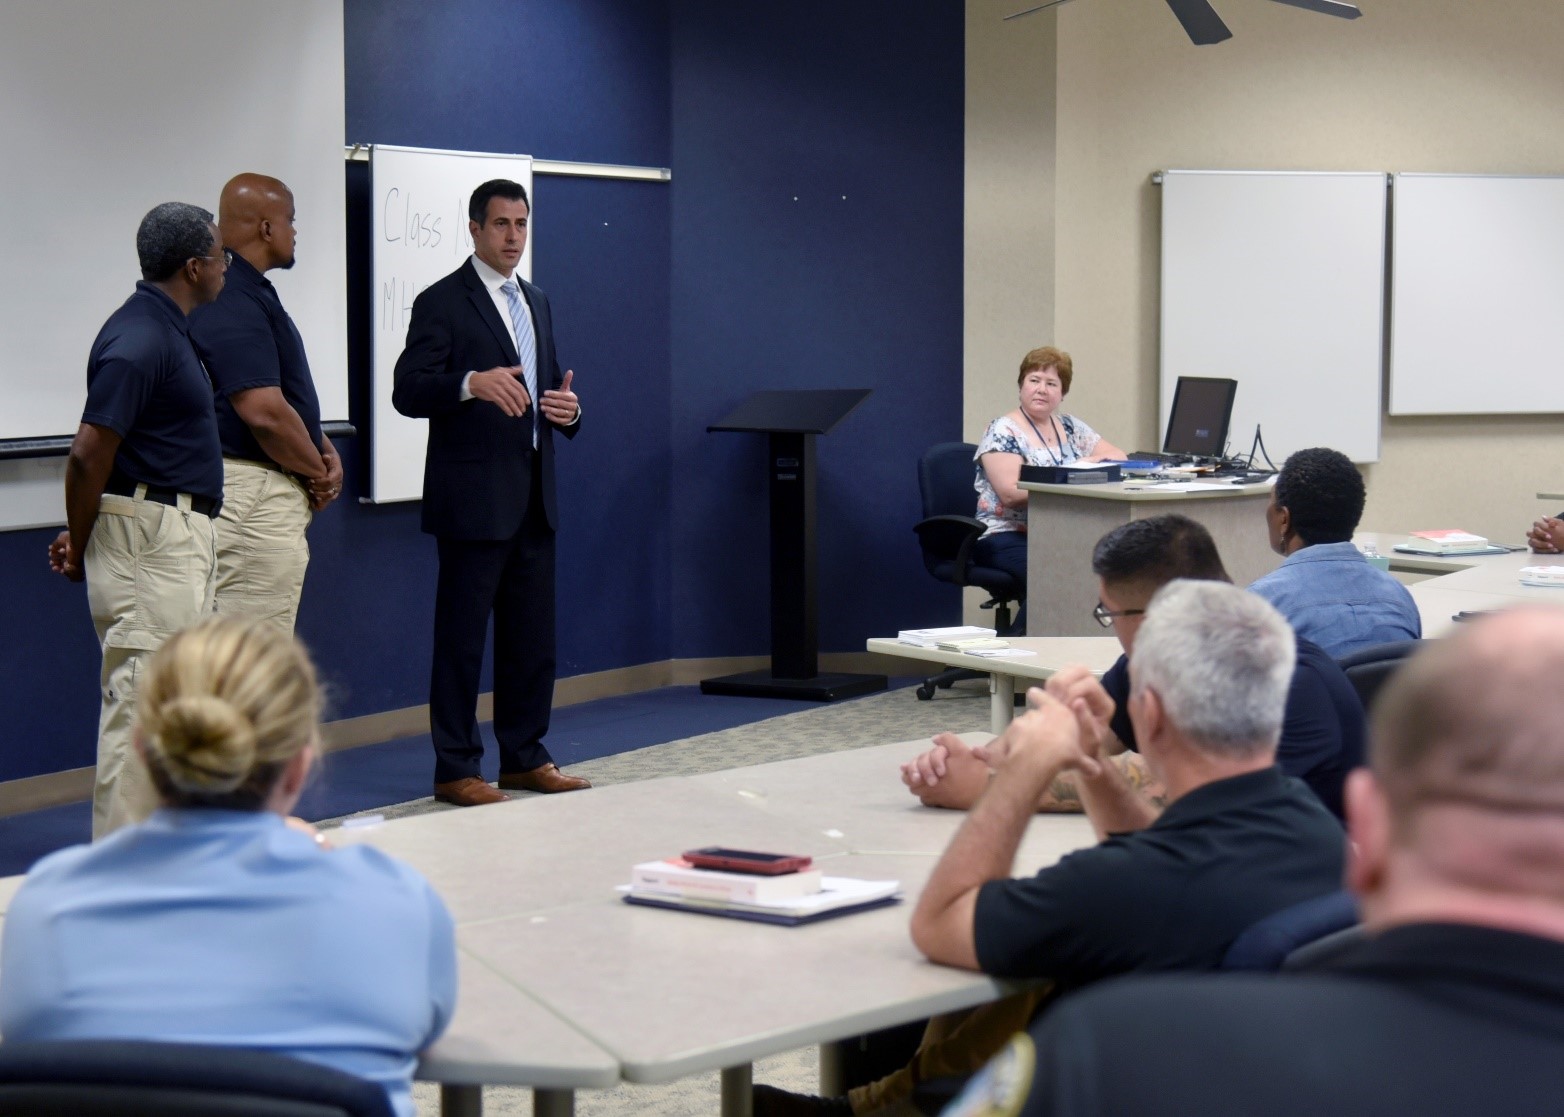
left=756, top=582, right=1345, bottom=1117
left=961, top=605, right=1564, bottom=1117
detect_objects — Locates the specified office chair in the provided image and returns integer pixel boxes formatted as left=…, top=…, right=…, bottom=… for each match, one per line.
left=912, top=442, right=1026, bottom=701
left=1336, top=639, right=1421, bottom=715
left=0, top=1039, right=395, bottom=1117
left=1220, top=890, right=1360, bottom=972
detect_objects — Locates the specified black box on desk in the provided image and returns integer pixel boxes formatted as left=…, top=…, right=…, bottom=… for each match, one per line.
left=1020, top=464, right=1121, bottom=485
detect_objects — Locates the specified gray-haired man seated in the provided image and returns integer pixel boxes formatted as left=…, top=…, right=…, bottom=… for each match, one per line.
left=756, top=582, right=1344, bottom=1116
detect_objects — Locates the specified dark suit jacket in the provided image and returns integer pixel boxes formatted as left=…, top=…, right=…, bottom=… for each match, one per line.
left=391, top=259, right=579, bottom=540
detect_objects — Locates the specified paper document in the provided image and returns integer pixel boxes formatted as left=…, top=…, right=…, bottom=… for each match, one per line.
left=964, top=647, right=1036, bottom=659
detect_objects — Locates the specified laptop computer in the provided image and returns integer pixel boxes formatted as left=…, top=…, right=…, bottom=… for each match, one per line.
left=1134, top=376, right=1238, bottom=462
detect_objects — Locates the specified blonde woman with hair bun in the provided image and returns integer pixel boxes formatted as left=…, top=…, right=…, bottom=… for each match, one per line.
left=0, top=615, right=457, bottom=1117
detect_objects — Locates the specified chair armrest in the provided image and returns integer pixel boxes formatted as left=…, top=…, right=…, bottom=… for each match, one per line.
left=914, top=515, right=987, bottom=579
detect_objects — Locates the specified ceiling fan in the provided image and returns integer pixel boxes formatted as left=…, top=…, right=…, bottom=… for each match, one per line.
left=1005, top=0, right=1362, bottom=46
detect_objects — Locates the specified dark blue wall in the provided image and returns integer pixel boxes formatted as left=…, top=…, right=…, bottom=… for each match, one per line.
left=0, top=0, right=962, bottom=784
left=668, top=1, right=965, bottom=657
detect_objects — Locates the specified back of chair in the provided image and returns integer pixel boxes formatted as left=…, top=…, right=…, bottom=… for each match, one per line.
left=0, top=1040, right=395, bottom=1117
left=1336, top=639, right=1421, bottom=715
left=918, top=442, right=980, bottom=520
left=1220, top=890, right=1360, bottom=972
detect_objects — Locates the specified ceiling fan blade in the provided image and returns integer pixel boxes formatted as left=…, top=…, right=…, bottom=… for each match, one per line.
left=1003, top=0, right=1078, bottom=20
left=1164, top=0, right=1233, bottom=45
left=1267, top=0, right=1363, bottom=18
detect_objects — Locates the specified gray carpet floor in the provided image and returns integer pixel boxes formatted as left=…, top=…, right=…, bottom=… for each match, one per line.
left=321, top=680, right=991, bottom=1116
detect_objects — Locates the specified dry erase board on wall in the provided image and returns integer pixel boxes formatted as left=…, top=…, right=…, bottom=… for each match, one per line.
left=370, top=146, right=535, bottom=503
left=1159, top=170, right=1386, bottom=464
left=1390, top=173, right=1564, bottom=415
left=0, top=0, right=347, bottom=530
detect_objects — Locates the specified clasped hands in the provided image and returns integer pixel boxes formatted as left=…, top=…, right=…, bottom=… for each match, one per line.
left=1528, top=516, right=1564, bottom=554
left=305, top=450, right=343, bottom=512
left=469, top=366, right=579, bottom=425
left=900, top=666, right=1114, bottom=808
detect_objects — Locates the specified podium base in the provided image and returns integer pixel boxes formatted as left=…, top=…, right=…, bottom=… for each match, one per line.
left=699, top=670, right=888, bottom=702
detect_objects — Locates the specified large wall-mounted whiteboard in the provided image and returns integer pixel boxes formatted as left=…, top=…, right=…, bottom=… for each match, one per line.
left=0, top=0, right=346, bottom=530
left=1159, top=170, right=1387, bottom=464
left=370, top=146, right=534, bottom=504
left=1390, top=173, right=1564, bottom=415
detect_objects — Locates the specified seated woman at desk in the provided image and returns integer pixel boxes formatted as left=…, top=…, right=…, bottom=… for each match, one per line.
left=0, top=615, right=456, bottom=1117
left=974, top=346, right=1126, bottom=595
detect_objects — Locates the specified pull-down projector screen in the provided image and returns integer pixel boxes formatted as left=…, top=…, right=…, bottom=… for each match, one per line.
left=0, top=0, right=348, bottom=443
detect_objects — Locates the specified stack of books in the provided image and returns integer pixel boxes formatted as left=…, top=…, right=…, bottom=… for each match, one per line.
left=1396, top=529, right=1501, bottom=556
left=897, top=625, right=996, bottom=648
left=622, top=858, right=901, bottom=925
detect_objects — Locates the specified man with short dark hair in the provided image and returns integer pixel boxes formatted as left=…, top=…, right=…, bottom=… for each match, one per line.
left=904, top=514, right=1363, bottom=819
left=758, top=583, right=1345, bottom=1117
left=977, top=605, right=1564, bottom=1117
left=392, top=178, right=589, bottom=807
left=1249, top=446, right=1420, bottom=655
left=190, top=174, right=341, bottom=633
left=48, top=201, right=227, bottom=837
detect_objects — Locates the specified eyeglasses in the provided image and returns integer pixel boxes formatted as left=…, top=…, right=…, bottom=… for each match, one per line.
left=1092, top=602, right=1146, bottom=628
left=196, top=248, right=234, bottom=268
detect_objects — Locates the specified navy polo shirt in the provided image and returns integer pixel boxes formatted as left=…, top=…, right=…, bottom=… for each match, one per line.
left=188, top=253, right=323, bottom=463
left=973, top=766, right=1344, bottom=989
left=81, top=282, right=223, bottom=501
left=1100, top=636, right=1363, bottom=819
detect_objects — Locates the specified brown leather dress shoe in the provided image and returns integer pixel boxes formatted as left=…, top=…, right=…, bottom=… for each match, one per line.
left=432, top=776, right=508, bottom=807
left=496, top=763, right=592, bottom=793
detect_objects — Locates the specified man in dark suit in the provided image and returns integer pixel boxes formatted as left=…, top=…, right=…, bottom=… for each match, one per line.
left=392, top=178, right=589, bottom=807
left=955, top=605, right=1564, bottom=1117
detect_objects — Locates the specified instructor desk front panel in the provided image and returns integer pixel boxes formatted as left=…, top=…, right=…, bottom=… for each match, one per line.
left=1020, top=479, right=1279, bottom=636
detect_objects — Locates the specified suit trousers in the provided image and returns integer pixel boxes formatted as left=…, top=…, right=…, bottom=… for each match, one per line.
left=429, top=469, right=556, bottom=784
left=86, top=491, right=217, bottom=838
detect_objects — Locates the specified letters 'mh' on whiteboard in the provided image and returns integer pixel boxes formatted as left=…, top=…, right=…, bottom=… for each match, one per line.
left=1159, top=170, right=1387, bottom=464
left=370, top=145, right=534, bottom=504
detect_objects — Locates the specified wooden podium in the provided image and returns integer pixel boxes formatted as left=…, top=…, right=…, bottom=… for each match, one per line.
left=701, top=389, right=886, bottom=701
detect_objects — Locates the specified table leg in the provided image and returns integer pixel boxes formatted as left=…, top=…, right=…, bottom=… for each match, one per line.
left=533, top=1088, right=574, bottom=1117
left=720, top=1063, right=753, bottom=1117
left=441, top=1083, right=482, bottom=1116
left=989, top=673, right=1015, bottom=734
left=818, top=1039, right=850, bottom=1096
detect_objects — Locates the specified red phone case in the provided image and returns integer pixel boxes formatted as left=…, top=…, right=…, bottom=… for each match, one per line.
left=682, top=848, right=813, bottom=875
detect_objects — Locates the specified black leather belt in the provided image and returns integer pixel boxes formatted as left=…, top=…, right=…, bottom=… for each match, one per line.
left=103, top=473, right=221, bottom=518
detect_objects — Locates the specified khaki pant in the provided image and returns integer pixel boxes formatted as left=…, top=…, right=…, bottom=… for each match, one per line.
left=847, top=988, right=1054, bottom=1114
left=86, top=491, right=217, bottom=838
left=213, top=458, right=312, bottom=633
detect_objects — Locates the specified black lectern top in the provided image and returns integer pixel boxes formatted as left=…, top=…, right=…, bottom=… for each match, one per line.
left=708, top=388, right=872, bottom=434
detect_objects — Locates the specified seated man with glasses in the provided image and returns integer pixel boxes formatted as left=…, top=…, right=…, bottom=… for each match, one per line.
left=902, top=514, right=1364, bottom=820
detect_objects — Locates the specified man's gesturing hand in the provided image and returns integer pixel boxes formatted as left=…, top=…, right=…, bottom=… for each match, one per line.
left=469, top=365, right=532, bottom=417
left=540, top=369, right=579, bottom=426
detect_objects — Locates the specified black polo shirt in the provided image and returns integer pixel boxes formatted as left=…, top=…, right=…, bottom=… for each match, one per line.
left=188, top=253, right=323, bottom=463
left=1006, top=923, right=1564, bottom=1117
left=973, top=766, right=1344, bottom=989
left=81, top=282, right=223, bottom=501
left=1100, top=636, right=1363, bottom=819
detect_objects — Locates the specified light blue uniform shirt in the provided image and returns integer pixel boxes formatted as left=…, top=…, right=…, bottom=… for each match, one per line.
left=0, top=809, right=457, bottom=1117
left=1249, top=540, right=1422, bottom=657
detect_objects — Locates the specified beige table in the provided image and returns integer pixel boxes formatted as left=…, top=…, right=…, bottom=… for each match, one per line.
left=865, top=637, right=1122, bottom=732
left=337, top=740, right=1096, bottom=1117
left=1019, top=478, right=1278, bottom=635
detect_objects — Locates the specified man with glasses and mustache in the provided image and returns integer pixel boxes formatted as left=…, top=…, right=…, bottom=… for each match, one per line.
left=190, top=174, right=341, bottom=634
left=903, top=514, right=1363, bottom=820
left=48, top=202, right=227, bottom=838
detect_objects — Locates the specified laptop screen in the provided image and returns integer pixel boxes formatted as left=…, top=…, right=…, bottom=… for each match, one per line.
left=1163, top=377, right=1238, bottom=457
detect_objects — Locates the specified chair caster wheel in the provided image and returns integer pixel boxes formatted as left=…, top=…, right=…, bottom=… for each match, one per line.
left=915, top=684, right=936, bottom=701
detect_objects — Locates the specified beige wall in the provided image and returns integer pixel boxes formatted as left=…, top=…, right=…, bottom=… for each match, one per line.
left=967, top=0, right=1564, bottom=545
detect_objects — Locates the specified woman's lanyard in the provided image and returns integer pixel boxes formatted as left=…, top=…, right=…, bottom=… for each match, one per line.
left=1023, top=413, right=1069, bottom=466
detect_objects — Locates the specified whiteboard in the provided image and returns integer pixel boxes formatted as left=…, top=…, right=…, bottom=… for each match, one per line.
left=0, top=0, right=347, bottom=443
left=1390, top=173, right=1564, bottom=415
left=1159, top=170, right=1386, bottom=464
left=370, top=146, right=535, bottom=503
